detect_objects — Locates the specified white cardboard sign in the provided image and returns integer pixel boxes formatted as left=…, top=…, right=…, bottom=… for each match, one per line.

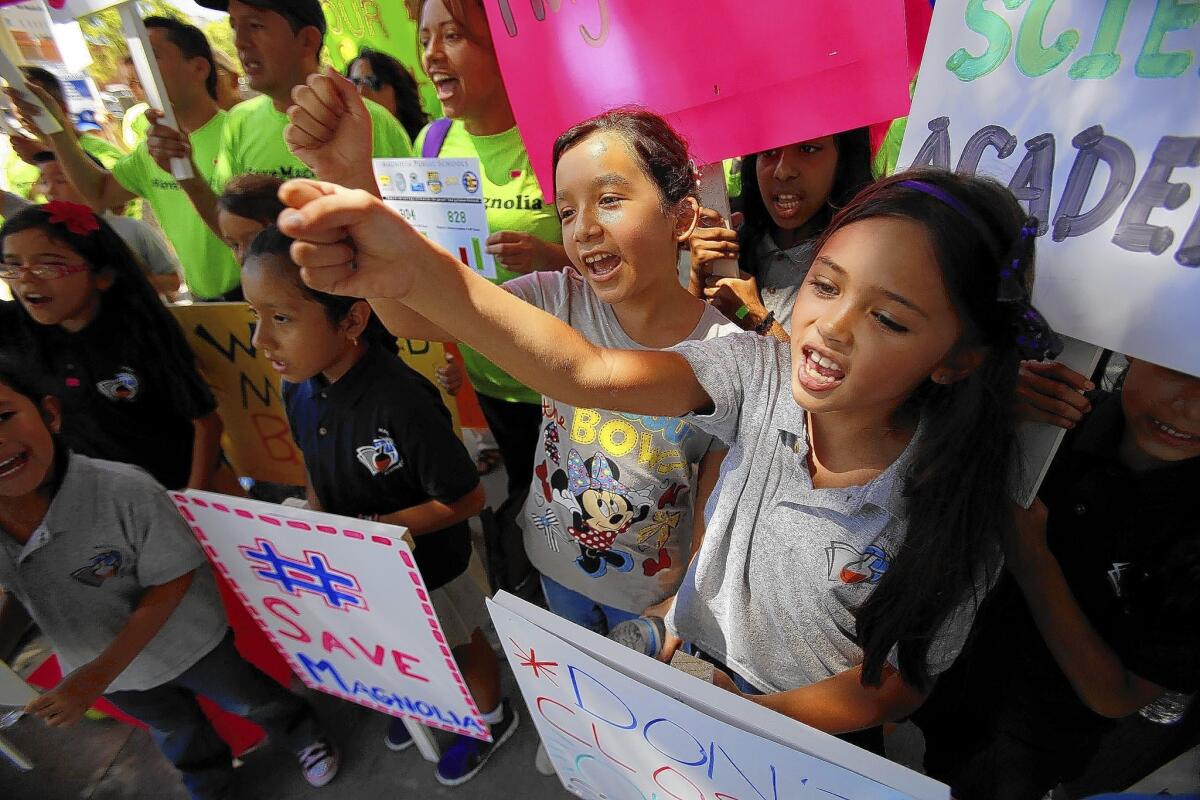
left=898, top=1, right=1200, bottom=377
left=488, top=592, right=947, bottom=800
left=174, top=490, right=490, bottom=741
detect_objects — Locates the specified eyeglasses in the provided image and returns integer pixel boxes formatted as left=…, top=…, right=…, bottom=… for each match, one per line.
left=0, top=262, right=90, bottom=281
left=350, top=75, right=384, bottom=91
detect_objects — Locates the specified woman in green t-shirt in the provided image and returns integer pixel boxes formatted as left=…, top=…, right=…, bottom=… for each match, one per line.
left=415, top=0, right=571, bottom=502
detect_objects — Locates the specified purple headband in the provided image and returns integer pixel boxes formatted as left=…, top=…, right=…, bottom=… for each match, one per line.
left=896, top=178, right=1063, bottom=361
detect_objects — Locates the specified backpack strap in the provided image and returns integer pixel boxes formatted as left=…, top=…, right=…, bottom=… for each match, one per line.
left=421, top=118, right=453, bottom=158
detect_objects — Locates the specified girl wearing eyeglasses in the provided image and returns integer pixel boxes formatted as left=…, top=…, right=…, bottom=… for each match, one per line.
left=0, top=201, right=225, bottom=491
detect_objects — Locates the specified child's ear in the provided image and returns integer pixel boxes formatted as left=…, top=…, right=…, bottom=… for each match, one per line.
left=95, top=269, right=116, bottom=292
left=39, top=395, right=62, bottom=434
left=674, top=196, right=700, bottom=243
left=341, top=300, right=373, bottom=342
left=931, top=345, right=989, bottom=385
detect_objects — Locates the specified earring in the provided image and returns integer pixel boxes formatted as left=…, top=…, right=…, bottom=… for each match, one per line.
left=350, top=336, right=359, bottom=347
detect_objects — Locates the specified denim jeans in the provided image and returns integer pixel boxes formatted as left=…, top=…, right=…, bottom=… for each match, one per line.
left=540, top=575, right=639, bottom=635
left=105, top=632, right=320, bottom=800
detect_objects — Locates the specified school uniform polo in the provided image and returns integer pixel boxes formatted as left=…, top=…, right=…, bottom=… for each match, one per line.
left=282, top=344, right=478, bottom=591
left=665, top=332, right=989, bottom=693
left=2, top=303, right=217, bottom=490
left=0, top=453, right=227, bottom=691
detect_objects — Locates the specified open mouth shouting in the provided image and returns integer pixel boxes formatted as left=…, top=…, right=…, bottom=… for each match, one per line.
left=771, top=192, right=805, bottom=221
left=579, top=250, right=622, bottom=282
left=798, top=345, right=846, bottom=393
left=429, top=71, right=460, bottom=101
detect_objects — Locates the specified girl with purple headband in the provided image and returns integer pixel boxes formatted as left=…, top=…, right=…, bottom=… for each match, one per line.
left=275, top=158, right=1057, bottom=749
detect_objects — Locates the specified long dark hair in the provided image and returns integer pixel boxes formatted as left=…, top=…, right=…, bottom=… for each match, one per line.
left=737, top=128, right=873, bottom=276
left=245, top=226, right=398, bottom=354
left=822, top=170, right=1033, bottom=689
left=347, top=49, right=429, bottom=142
left=0, top=205, right=202, bottom=381
left=552, top=107, right=695, bottom=213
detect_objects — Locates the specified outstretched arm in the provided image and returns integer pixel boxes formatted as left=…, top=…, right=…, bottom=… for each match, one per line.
left=277, top=180, right=709, bottom=417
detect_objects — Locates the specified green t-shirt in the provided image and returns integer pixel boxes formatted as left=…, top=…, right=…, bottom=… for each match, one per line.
left=111, top=111, right=240, bottom=300
left=4, top=150, right=39, bottom=199
left=414, top=120, right=560, bottom=405
left=211, top=94, right=413, bottom=188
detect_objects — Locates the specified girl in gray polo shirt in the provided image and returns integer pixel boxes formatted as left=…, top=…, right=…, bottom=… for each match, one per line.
left=0, top=358, right=336, bottom=796
left=278, top=163, right=1063, bottom=745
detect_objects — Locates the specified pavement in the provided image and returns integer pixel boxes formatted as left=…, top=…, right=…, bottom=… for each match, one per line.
left=2, top=453, right=1197, bottom=798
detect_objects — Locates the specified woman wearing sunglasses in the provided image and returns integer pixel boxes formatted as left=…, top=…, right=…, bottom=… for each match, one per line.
left=346, top=48, right=429, bottom=142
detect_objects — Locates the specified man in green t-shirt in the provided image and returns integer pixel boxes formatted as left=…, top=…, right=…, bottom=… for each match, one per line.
left=152, top=0, right=411, bottom=240
left=11, top=18, right=241, bottom=300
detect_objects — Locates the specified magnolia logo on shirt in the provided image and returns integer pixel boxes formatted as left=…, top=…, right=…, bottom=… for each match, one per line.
left=355, top=429, right=402, bottom=476
left=96, top=367, right=139, bottom=401
left=825, top=541, right=891, bottom=585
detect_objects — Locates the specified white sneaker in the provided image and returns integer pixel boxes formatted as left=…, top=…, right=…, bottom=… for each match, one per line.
left=297, top=738, right=339, bottom=787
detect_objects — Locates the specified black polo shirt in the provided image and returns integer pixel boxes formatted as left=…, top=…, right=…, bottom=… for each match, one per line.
left=925, top=392, right=1200, bottom=747
left=282, top=343, right=477, bottom=591
left=0, top=301, right=215, bottom=490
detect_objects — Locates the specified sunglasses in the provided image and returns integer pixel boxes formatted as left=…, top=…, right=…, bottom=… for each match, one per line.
left=350, top=75, right=384, bottom=92
left=0, top=262, right=90, bottom=281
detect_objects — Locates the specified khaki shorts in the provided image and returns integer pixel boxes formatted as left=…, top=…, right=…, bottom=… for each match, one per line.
left=430, top=569, right=490, bottom=650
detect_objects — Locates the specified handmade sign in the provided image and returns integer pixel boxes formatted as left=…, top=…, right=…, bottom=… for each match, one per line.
left=488, top=592, right=947, bottom=800
left=170, top=303, right=307, bottom=487
left=898, top=1, right=1200, bottom=376
left=375, top=156, right=498, bottom=280
left=176, top=491, right=491, bottom=741
left=483, top=0, right=913, bottom=195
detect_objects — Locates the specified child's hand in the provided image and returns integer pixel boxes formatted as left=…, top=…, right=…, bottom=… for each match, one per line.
left=25, top=661, right=113, bottom=727
left=486, top=231, right=548, bottom=274
left=687, top=208, right=741, bottom=285
left=704, top=273, right=765, bottom=328
left=278, top=179, right=427, bottom=300
left=436, top=351, right=464, bottom=395
left=1004, top=498, right=1052, bottom=579
left=285, top=68, right=375, bottom=191
left=1016, top=360, right=1094, bottom=428
left=145, top=109, right=193, bottom=176
left=642, top=596, right=683, bottom=663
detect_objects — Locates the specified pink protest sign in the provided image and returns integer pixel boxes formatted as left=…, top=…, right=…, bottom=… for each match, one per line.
left=484, top=0, right=914, bottom=194
left=174, top=491, right=490, bottom=741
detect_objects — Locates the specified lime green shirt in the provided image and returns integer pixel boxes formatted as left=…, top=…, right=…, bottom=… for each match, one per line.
left=211, top=94, right=413, bottom=188
left=4, top=150, right=39, bottom=200
left=414, top=120, right=560, bottom=405
left=111, top=111, right=240, bottom=300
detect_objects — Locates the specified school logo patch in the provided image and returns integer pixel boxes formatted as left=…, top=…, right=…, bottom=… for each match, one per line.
left=96, top=367, right=139, bottom=401
left=70, top=547, right=125, bottom=587
left=463, top=171, right=480, bottom=194
left=825, top=541, right=891, bottom=585
left=355, top=429, right=402, bottom=476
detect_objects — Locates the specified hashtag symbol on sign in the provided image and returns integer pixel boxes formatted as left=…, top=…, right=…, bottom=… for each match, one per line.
left=240, top=538, right=367, bottom=611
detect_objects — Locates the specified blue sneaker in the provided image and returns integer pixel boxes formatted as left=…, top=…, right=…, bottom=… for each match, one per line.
left=384, top=717, right=414, bottom=751
left=435, top=699, right=519, bottom=786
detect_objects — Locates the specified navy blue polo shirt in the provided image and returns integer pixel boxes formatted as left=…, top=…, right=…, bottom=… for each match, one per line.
left=282, top=342, right=477, bottom=591
left=0, top=301, right=216, bottom=490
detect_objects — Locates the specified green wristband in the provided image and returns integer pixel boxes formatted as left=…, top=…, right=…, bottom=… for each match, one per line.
left=734, top=305, right=751, bottom=320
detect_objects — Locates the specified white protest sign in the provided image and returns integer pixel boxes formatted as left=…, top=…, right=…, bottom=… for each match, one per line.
left=898, top=1, right=1200, bottom=377
left=0, top=32, right=62, bottom=134
left=174, top=490, right=491, bottom=742
left=114, top=2, right=191, bottom=179
left=488, top=592, right=947, bottom=800
left=374, top=157, right=498, bottom=280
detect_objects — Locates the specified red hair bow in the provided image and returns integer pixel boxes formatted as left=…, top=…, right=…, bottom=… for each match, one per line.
left=44, top=201, right=100, bottom=236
